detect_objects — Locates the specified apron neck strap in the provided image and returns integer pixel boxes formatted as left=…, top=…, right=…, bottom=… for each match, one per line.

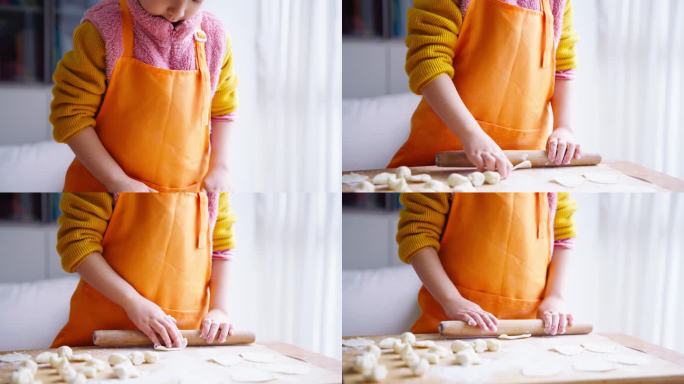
left=119, top=0, right=135, bottom=58
left=540, top=0, right=553, bottom=68
left=194, top=30, right=211, bottom=127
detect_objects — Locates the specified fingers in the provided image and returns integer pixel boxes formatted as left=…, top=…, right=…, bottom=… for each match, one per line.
left=459, top=313, right=478, bottom=327
left=558, top=313, right=568, bottom=334
left=542, top=312, right=553, bottom=334
left=481, top=312, right=498, bottom=331
left=200, top=318, right=212, bottom=339
left=151, top=321, right=173, bottom=348
left=567, top=313, right=575, bottom=327
left=554, top=141, right=567, bottom=166
left=160, top=316, right=180, bottom=347
left=495, top=155, right=509, bottom=179
left=141, top=325, right=162, bottom=348
left=547, top=138, right=558, bottom=162
left=206, top=321, right=221, bottom=344
left=550, top=313, right=560, bottom=335
left=218, top=323, right=233, bottom=344
left=562, top=143, right=576, bottom=165
left=574, top=144, right=582, bottom=160
left=481, top=153, right=496, bottom=172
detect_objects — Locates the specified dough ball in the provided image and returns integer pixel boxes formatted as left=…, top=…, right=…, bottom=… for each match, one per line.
left=35, top=351, right=56, bottom=364
left=143, top=351, right=160, bottom=364
left=354, top=181, right=375, bottom=192
left=113, top=363, right=140, bottom=379
left=425, top=352, right=440, bottom=364
left=352, top=353, right=376, bottom=375
left=423, top=180, right=449, bottom=192
left=388, top=177, right=410, bottom=192
left=362, top=364, right=388, bottom=383
left=396, top=166, right=412, bottom=180
left=485, top=339, right=501, bottom=352
left=398, top=343, right=413, bottom=358
left=67, top=373, right=86, bottom=384
left=447, top=173, right=470, bottom=187
left=402, top=351, right=420, bottom=367
left=392, top=341, right=406, bottom=354
left=85, top=358, right=108, bottom=372
left=55, top=357, right=71, bottom=371
left=108, top=352, right=129, bottom=367
left=410, top=358, right=430, bottom=376
left=57, top=346, right=73, bottom=360
left=366, top=345, right=382, bottom=359
left=70, top=353, right=92, bottom=362
left=428, top=345, right=452, bottom=358
left=378, top=337, right=399, bottom=349
left=372, top=173, right=393, bottom=185
left=408, top=174, right=431, bottom=183
left=129, top=351, right=145, bottom=366
left=452, top=183, right=477, bottom=192
left=400, top=332, right=417, bottom=346
left=78, top=366, right=97, bottom=379
left=468, top=172, right=485, bottom=187
left=49, top=355, right=65, bottom=368
left=413, top=340, right=435, bottom=349
left=20, top=360, right=37, bottom=374
left=471, top=339, right=487, bottom=353
left=60, top=366, right=78, bottom=381
left=10, top=368, right=33, bottom=384
left=455, top=349, right=481, bottom=366
left=483, top=171, right=501, bottom=185
left=450, top=340, right=472, bottom=353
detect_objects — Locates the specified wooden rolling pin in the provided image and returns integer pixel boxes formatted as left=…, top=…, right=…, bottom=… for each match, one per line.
left=93, top=329, right=255, bottom=347
left=435, top=150, right=602, bottom=168
left=439, top=320, right=593, bottom=338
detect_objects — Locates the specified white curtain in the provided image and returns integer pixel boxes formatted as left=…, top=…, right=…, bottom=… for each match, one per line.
left=228, top=193, right=341, bottom=359
left=254, top=0, right=341, bottom=193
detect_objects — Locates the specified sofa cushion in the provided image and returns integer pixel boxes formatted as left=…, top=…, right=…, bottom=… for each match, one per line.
left=342, top=93, right=421, bottom=171
left=0, top=141, right=73, bottom=192
left=342, top=265, right=422, bottom=337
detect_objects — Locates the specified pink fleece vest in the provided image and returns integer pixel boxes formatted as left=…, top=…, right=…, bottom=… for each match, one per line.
left=84, top=0, right=227, bottom=94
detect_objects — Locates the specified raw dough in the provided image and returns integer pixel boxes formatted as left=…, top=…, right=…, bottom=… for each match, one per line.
left=468, top=172, right=485, bottom=187
left=49, top=355, right=66, bottom=368
left=60, top=366, right=78, bottom=381
left=108, top=353, right=129, bottom=366
left=66, top=373, right=86, bottom=384
left=485, top=339, right=501, bottom=352
left=581, top=343, right=617, bottom=354
left=378, top=337, right=399, bottom=349
left=447, top=173, right=470, bottom=187
left=402, top=352, right=420, bottom=367
left=388, top=177, right=411, bottom=192
left=264, top=363, right=311, bottom=375
left=362, top=364, right=387, bottom=383
left=342, top=337, right=375, bottom=348
left=34, top=351, right=56, bottom=364
left=572, top=360, right=618, bottom=372
left=154, top=337, right=188, bottom=351
left=70, top=353, right=92, bottom=362
left=0, top=353, right=32, bottom=363
left=20, top=360, right=37, bottom=374
left=429, top=345, right=452, bottom=358
left=454, top=349, right=480, bottom=366
left=143, top=350, right=160, bottom=364
left=606, top=354, right=650, bottom=366
left=498, top=333, right=532, bottom=340
left=398, top=343, right=413, bottom=357
left=410, top=358, right=430, bottom=376
left=425, top=352, right=440, bottom=364
left=57, top=346, right=73, bottom=359
left=113, top=362, right=140, bottom=379
left=240, top=352, right=278, bottom=364
left=396, top=166, right=412, bottom=179
left=208, top=355, right=242, bottom=367
left=584, top=173, right=620, bottom=184
left=342, top=173, right=369, bottom=184
left=230, top=367, right=275, bottom=383
left=450, top=340, right=472, bottom=353
left=551, top=175, right=586, bottom=188
left=423, top=180, right=449, bottom=192
left=400, top=332, right=417, bottom=346
left=366, top=344, right=382, bottom=359
left=372, top=173, right=393, bottom=185
left=392, top=341, right=406, bottom=354
left=483, top=171, right=501, bottom=185
left=9, top=369, right=33, bottom=384
left=550, top=345, right=584, bottom=356
left=84, top=358, right=108, bottom=372
left=78, top=366, right=97, bottom=379
left=521, top=363, right=563, bottom=377
left=513, top=160, right=532, bottom=170
left=413, top=340, right=435, bottom=349
left=471, top=339, right=487, bottom=353
left=452, top=183, right=477, bottom=192
left=129, top=351, right=145, bottom=366
left=352, top=353, right=376, bottom=374
left=408, top=174, right=432, bottom=183
left=354, top=181, right=375, bottom=192
left=54, top=357, right=70, bottom=371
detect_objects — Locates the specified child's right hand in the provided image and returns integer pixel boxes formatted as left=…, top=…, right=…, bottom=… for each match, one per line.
left=460, top=130, right=513, bottom=178
left=443, top=296, right=498, bottom=332
left=123, top=295, right=183, bottom=348
left=106, top=175, right=157, bottom=192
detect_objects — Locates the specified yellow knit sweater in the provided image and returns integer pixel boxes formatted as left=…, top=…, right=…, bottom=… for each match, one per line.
left=405, top=0, right=579, bottom=93
left=50, top=21, right=238, bottom=143
left=397, top=193, right=577, bottom=263
left=56, top=193, right=235, bottom=273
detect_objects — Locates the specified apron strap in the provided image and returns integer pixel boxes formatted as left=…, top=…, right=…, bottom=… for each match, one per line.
left=540, top=0, right=553, bottom=68
left=119, top=0, right=135, bottom=58
left=194, top=30, right=212, bottom=128
left=197, top=193, right=208, bottom=249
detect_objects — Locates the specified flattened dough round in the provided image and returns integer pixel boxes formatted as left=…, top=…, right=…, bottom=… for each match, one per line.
left=551, top=175, right=586, bottom=188
left=581, top=343, right=617, bottom=354
left=572, top=360, right=618, bottom=372
left=240, top=352, right=278, bottom=363
left=550, top=345, right=584, bottom=356
left=584, top=173, right=621, bottom=184
left=230, top=367, right=275, bottom=382
left=498, top=333, right=532, bottom=340
left=0, top=352, right=32, bottom=363
left=264, top=363, right=311, bottom=375
left=521, top=363, right=563, bottom=377
left=606, top=354, right=650, bottom=366
left=209, top=355, right=242, bottom=367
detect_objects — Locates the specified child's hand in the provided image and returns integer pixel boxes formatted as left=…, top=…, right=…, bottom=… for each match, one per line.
left=443, top=297, right=498, bottom=332
left=547, top=127, right=581, bottom=166
left=107, top=175, right=157, bottom=192
left=200, top=309, right=234, bottom=344
left=123, top=295, right=183, bottom=348
left=537, top=295, right=574, bottom=335
left=461, top=130, right=513, bottom=179
left=203, top=166, right=232, bottom=192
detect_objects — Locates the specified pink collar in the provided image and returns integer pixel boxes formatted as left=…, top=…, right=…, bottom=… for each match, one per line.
left=125, top=0, right=203, bottom=45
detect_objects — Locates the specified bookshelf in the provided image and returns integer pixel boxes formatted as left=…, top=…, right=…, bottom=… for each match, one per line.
left=0, top=193, right=61, bottom=224
left=343, top=0, right=412, bottom=39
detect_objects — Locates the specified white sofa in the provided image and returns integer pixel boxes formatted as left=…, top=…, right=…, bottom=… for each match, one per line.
left=0, top=277, right=78, bottom=351
left=0, top=141, right=73, bottom=192
left=342, top=93, right=420, bottom=171
left=342, top=265, right=422, bottom=337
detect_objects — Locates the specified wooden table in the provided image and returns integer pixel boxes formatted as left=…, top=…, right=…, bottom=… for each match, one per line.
left=0, top=342, right=341, bottom=383
left=342, top=333, right=684, bottom=383
left=342, top=162, right=684, bottom=192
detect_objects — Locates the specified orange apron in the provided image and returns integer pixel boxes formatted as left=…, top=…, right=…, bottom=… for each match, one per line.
left=412, top=193, right=551, bottom=333
left=388, top=0, right=555, bottom=168
left=52, top=0, right=212, bottom=347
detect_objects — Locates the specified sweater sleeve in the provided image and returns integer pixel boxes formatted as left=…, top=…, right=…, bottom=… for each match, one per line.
left=556, top=0, right=579, bottom=72
left=405, top=0, right=462, bottom=94
left=554, top=192, right=577, bottom=240
left=50, top=21, right=107, bottom=143
left=396, top=193, right=451, bottom=263
left=56, top=193, right=113, bottom=273
left=212, top=192, right=236, bottom=253
left=211, top=37, right=238, bottom=119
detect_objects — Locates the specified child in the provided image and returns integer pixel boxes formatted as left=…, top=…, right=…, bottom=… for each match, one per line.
left=397, top=193, right=576, bottom=335
left=50, top=0, right=237, bottom=192
left=51, top=192, right=236, bottom=348
left=389, top=0, right=581, bottom=178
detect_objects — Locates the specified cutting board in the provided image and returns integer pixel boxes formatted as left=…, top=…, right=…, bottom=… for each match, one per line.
left=0, top=343, right=341, bottom=384
left=342, top=333, right=684, bottom=383
left=342, top=162, right=684, bottom=192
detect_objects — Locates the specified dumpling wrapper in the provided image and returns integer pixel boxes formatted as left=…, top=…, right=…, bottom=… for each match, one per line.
left=240, top=352, right=278, bottom=363
left=581, top=343, right=617, bottom=354
left=521, top=363, right=563, bottom=377
left=550, top=345, right=584, bottom=356
left=551, top=175, right=586, bottom=188
left=573, top=359, right=618, bottom=372
left=606, top=354, right=650, bottom=366
left=584, top=173, right=621, bottom=184
left=230, top=367, right=276, bottom=382
left=342, top=173, right=369, bottom=184
left=0, top=352, right=32, bottom=363
left=155, top=337, right=188, bottom=351
left=208, top=355, right=242, bottom=367
left=498, top=334, right=532, bottom=340
left=263, top=363, right=311, bottom=375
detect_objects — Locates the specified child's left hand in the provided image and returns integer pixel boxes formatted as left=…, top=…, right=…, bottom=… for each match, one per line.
left=203, top=166, right=232, bottom=192
left=537, top=295, right=574, bottom=336
left=200, top=309, right=234, bottom=343
left=547, top=127, right=582, bottom=166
